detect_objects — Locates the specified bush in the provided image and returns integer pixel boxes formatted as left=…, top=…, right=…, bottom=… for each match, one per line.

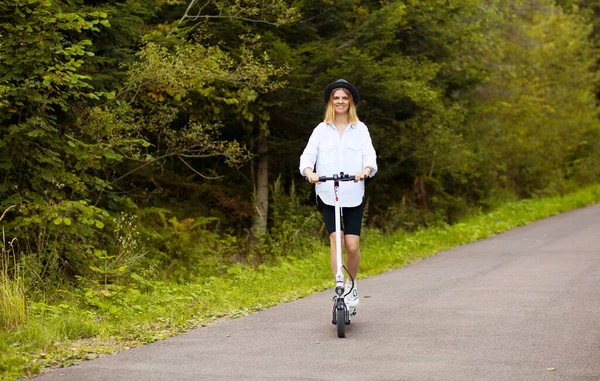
left=6, top=199, right=110, bottom=291
left=0, top=276, right=26, bottom=331
left=257, top=177, right=324, bottom=261
left=139, top=207, right=239, bottom=281
left=1, top=207, right=26, bottom=330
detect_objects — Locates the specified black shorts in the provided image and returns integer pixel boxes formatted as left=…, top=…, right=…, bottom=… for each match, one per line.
left=317, top=196, right=364, bottom=236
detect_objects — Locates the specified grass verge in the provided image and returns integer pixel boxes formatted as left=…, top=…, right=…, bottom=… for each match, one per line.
left=1, top=183, right=600, bottom=380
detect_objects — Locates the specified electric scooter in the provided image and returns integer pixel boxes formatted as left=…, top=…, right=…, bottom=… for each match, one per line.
left=311, top=172, right=357, bottom=338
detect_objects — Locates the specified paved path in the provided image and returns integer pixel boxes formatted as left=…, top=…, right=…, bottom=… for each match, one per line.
left=35, top=204, right=600, bottom=381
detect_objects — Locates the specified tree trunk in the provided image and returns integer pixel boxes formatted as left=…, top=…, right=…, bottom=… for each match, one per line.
left=252, top=140, right=269, bottom=236
left=248, top=135, right=255, bottom=185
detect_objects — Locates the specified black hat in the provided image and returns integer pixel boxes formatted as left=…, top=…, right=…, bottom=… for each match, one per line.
left=323, top=79, right=360, bottom=105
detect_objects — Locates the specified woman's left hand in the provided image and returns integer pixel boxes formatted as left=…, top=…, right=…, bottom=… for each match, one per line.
left=354, top=169, right=369, bottom=182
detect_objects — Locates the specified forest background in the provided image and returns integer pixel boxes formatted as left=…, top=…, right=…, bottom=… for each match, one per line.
left=2, top=0, right=600, bottom=378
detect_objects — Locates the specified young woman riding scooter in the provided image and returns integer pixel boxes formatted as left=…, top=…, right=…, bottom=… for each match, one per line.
left=299, top=79, right=378, bottom=329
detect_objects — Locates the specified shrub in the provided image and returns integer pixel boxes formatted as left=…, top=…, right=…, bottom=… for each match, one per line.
left=1, top=207, right=26, bottom=330
left=139, top=207, right=239, bottom=281
left=6, top=199, right=110, bottom=291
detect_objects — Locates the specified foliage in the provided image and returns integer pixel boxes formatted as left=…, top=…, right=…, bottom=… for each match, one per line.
left=260, top=0, right=494, bottom=228
left=105, top=37, right=287, bottom=186
left=248, top=176, right=324, bottom=262
left=1, top=183, right=600, bottom=380
left=138, top=207, right=239, bottom=281
left=259, top=0, right=600, bottom=230
left=460, top=0, right=600, bottom=198
left=1, top=207, right=26, bottom=331
left=1, top=2, right=600, bottom=379
left=0, top=0, right=142, bottom=289
left=86, top=213, right=146, bottom=286
left=7, top=198, right=110, bottom=291
left=0, top=274, right=26, bottom=332
left=0, top=0, right=117, bottom=205
left=0, top=0, right=295, bottom=288
left=172, top=0, right=300, bottom=28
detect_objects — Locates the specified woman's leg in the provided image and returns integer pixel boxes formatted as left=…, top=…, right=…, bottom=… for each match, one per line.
left=329, top=231, right=346, bottom=276
left=344, top=234, right=360, bottom=279
left=344, top=234, right=361, bottom=308
left=340, top=201, right=363, bottom=280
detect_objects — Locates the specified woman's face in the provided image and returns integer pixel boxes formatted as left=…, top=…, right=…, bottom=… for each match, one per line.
left=332, top=89, right=350, bottom=115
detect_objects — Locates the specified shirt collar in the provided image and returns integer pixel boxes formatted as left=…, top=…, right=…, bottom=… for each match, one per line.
left=327, top=122, right=355, bottom=129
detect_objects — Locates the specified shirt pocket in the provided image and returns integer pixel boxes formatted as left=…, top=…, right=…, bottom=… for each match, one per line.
left=318, top=141, right=337, bottom=163
left=346, top=141, right=363, bottom=166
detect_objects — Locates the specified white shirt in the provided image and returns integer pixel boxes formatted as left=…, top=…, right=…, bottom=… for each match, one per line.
left=299, top=121, right=378, bottom=207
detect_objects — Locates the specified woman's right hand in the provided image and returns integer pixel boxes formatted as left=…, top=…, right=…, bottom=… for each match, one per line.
left=304, top=169, right=320, bottom=184
left=307, top=172, right=320, bottom=183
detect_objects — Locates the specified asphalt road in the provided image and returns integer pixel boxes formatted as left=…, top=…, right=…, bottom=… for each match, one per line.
left=34, top=203, right=600, bottom=381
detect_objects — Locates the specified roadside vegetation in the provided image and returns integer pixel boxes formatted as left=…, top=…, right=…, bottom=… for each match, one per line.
left=3, top=0, right=600, bottom=379
left=2, top=184, right=600, bottom=380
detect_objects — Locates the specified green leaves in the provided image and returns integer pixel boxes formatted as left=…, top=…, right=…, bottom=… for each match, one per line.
left=53, top=217, right=72, bottom=225
left=461, top=0, right=600, bottom=196
left=0, top=1, right=130, bottom=280
left=176, top=0, right=299, bottom=29
left=1, top=0, right=600, bottom=318
left=0, top=0, right=110, bottom=119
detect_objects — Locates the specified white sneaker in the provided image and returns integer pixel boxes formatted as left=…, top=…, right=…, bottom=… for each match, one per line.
left=344, top=280, right=359, bottom=308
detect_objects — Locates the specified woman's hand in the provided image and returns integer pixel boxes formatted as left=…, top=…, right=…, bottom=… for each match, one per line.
left=354, top=167, right=372, bottom=182
left=304, top=168, right=321, bottom=183
left=307, top=172, right=321, bottom=183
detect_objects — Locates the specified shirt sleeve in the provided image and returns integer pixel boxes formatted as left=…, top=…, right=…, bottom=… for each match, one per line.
left=299, top=124, right=322, bottom=176
left=362, top=126, right=378, bottom=178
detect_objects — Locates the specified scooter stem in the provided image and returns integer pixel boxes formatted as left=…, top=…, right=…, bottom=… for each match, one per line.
left=334, top=179, right=344, bottom=289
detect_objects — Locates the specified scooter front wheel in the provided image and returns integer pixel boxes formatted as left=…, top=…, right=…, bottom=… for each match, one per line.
left=336, top=308, right=345, bottom=338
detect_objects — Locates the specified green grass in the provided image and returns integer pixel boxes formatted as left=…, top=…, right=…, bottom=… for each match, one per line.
left=1, top=183, right=600, bottom=380
left=1, top=206, right=27, bottom=333
left=0, top=277, right=26, bottom=332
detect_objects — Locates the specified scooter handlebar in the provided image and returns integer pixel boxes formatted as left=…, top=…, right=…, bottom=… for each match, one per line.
left=304, top=172, right=356, bottom=182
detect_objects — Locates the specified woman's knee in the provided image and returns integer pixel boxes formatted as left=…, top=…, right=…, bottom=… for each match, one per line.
left=344, top=235, right=360, bottom=255
left=329, top=232, right=345, bottom=245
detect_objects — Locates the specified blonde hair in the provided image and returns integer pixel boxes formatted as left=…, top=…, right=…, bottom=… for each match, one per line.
left=323, top=88, right=359, bottom=125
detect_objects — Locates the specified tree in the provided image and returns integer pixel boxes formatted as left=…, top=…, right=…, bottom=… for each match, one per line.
left=462, top=0, right=600, bottom=197
left=158, top=0, right=299, bottom=236
left=0, top=0, right=293, bottom=282
left=260, top=0, right=487, bottom=227
left=0, top=0, right=135, bottom=284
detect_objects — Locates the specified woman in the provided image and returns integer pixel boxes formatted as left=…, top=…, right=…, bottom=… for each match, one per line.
left=299, top=79, right=377, bottom=309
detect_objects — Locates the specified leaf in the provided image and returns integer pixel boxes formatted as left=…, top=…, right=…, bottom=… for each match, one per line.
left=63, top=217, right=72, bottom=226
left=54, top=217, right=63, bottom=225
left=95, top=220, right=104, bottom=229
